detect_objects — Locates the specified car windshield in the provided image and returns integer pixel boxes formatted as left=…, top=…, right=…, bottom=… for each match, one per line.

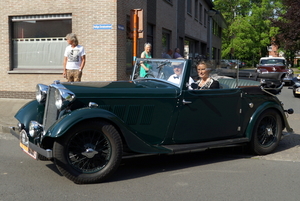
left=261, top=59, right=285, bottom=65
left=132, top=58, right=187, bottom=87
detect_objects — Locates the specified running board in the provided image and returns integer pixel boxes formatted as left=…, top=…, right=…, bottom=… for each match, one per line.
left=161, top=138, right=249, bottom=154
left=122, top=138, right=249, bottom=159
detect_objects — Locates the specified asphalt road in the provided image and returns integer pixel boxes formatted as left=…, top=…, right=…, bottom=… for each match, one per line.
left=1, top=86, right=300, bottom=201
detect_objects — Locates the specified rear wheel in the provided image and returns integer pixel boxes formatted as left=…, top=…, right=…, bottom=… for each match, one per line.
left=53, top=120, right=123, bottom=184
left=250, top=109, right=282, bottom=155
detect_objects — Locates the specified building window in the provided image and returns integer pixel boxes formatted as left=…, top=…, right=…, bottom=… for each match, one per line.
left=194, top=0, right=199, bottom=21
left=199, top=4, right=203, bottom=23
left=204, top=9, right=207, bottom=27
left=187, top=0, right=192, bottom=15
left=162, top=29, right=171, bottom=56
left=147, top=23, right=154, bottom=56
left=11, top=14, right=72, bottom=70
left=213, top=20, right=217, bottom=35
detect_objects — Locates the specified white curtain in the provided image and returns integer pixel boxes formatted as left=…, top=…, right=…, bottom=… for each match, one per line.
left=13, top=39, right=66, bottom=69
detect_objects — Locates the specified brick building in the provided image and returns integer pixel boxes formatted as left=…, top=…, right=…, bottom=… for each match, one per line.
left=0, top=0, right=226, bottom=99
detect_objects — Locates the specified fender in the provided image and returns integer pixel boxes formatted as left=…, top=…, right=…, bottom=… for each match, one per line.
left=245, top=101, right=292, bottom=139
left=44, top=108, right=172, bottom=154
left=14, top=100, right=44, bottom=131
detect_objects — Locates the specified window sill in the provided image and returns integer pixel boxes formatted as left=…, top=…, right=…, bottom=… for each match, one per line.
left=8, top=69, right=63, bottom=74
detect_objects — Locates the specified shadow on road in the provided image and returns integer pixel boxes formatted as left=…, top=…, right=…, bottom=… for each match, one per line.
left=41, top=132, right=300, bottom=184
left=276, top=133, right=300, bottom=152
left=108, top=147, right=253, bottom=183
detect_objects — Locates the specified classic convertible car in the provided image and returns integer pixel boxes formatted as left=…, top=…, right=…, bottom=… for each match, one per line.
left=11, top=58, right=293, bottom=184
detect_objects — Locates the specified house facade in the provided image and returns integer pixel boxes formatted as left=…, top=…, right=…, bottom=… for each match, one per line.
left=0, top=0, right=226, bottom=99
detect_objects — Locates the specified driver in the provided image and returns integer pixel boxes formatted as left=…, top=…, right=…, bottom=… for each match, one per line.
left=168, top=62, right=194, bottom=86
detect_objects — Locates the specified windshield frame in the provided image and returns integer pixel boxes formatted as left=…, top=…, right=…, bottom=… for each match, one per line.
left=131, top=58, right=189, bottom=88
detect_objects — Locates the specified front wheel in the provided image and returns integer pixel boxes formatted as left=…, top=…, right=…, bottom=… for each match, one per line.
left=250, top=109, right=282, bottom=155
left=53, top=120, right=123, bottom=184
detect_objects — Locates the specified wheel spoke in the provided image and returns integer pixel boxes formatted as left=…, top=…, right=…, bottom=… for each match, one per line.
left=257, top=116, right=277, bottom=146
left=67, top=129, right=112, bottom=173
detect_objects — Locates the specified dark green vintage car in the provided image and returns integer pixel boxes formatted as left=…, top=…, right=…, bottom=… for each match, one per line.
left=11, top=58, right=293, bottom=184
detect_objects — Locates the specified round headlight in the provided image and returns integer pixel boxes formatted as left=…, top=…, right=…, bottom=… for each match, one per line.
left=54, top=88, right=75, bottom=110
left=29, top=121, right=43, bottom=138
left=36, top=84, right=48, bottom=103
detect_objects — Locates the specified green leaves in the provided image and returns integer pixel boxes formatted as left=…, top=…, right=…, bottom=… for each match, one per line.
left=214, top=0, right=283, bottom=64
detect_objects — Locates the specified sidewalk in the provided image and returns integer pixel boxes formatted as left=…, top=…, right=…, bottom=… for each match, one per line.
left=0, top=98, right=33, bottom=133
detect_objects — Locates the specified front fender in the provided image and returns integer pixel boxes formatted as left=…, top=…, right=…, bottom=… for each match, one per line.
left=14, top=100, right=44, bottom=131
left=245, top=101, right=292, bottom=139
left=44, top=108, right=172, bottom=154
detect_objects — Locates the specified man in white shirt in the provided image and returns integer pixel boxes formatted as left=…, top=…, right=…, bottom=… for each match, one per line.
left=167, top=63, right=194, bottom=87
left=63, top=33, right=86, bottom=82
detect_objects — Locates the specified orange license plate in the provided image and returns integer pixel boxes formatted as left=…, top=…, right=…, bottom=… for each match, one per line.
left=20, top=130, right=37, bottom=159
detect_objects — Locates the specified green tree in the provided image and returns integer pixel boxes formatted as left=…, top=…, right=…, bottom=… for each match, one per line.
left=272, top=0, right=300, bottom=66
left=214, top=0, right=283, bottom=66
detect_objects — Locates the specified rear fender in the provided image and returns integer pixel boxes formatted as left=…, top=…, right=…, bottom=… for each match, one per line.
left=245, top=101, right=292, bottom=139
left=44, top=108, right=171, bottom=154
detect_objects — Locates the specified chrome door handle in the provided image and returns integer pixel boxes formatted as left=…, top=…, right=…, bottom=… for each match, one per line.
left=183, top=99, right=192, bottom=105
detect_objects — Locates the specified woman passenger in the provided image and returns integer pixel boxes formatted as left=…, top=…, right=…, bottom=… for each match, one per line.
left=195, top=61, right=219, bottom=90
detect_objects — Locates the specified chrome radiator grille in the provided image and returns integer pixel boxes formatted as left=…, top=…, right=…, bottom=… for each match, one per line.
left=43, top=86, right=59, bottom=131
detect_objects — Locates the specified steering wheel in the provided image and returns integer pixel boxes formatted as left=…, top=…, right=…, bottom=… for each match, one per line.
left=144, top=74, right=155, bottom=78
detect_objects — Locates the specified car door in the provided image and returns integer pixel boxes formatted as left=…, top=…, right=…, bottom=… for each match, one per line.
left=172, top=88, right=242, bottom=143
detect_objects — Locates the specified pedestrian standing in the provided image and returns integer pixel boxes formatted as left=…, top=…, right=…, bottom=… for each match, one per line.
left=173, top=47, right=182, bottom=59
left=140, top=43, right=152, bottom=77
left=162, top=49, right=173, bottom=59
left=63, top=33, right=86, bottom=82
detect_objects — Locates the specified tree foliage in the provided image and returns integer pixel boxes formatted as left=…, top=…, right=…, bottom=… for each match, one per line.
left=272, top=0, right=300, bottom=65
left=213, top=0, right=283, bottom=65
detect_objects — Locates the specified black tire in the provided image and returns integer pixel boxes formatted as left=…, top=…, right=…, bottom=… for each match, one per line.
left=250, top=109, right=282, bottom=155
left=53, top=120, right=123, bottom=184
left=37, top=154, right=50, bottom=161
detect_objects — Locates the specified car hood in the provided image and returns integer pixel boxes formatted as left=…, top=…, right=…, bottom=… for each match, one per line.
left=61, top=80, right=180, bottom=98
left=258, top=64, right=287, bottom=72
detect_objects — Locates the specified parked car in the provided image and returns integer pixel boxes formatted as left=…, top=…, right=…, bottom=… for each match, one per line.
left=220, top=59, right=232, bottom=69
left=288, top=74, right=300, bottom=97
left=10, top=58, right=293, bottom=184
left=230, top=60, right=245, bottom=68
left=256, top=57, right=294, bottom=85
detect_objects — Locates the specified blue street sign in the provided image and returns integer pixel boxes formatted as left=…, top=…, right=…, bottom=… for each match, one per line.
left=93, top=24, right=113, bottom=30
